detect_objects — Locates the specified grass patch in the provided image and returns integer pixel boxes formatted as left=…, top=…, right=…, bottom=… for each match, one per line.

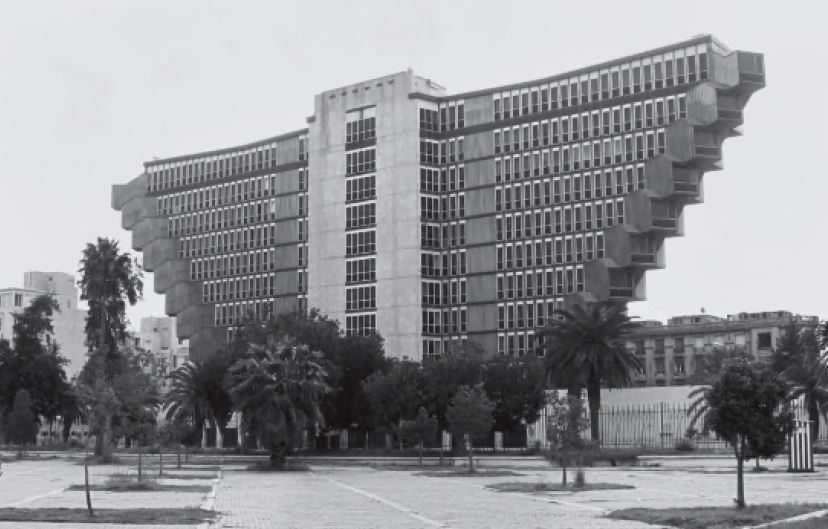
left=0, top=507, right=215, bottom=524
left=108, top=472, right=215, bottom=481
left=67, top=481, right=211, bottom=493
left=488, top=481, right=634, bottom=493
left=607, top=504, right=828, bottom=529
left=244, top=462, right=311, bottom=472
left=416, top=469, right=523, bottom=478
left=769, top=513, right=828, bottom=528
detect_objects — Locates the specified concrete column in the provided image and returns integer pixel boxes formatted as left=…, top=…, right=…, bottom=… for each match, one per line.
left=442, top=430, right=452, bottom=451
left=215, top=421, right=224, bottom=450
left=494, top=431, right=504, bottom=451
left=339, top=429, right=349, bottom=450
left=201, top=422, right=207, bottom=449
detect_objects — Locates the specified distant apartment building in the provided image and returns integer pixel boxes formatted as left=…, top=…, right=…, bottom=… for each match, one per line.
left=134, top=316, right=189, bottom=394
left=112, top=34, right=765, bottom=361
left=626, top=310, right=819, bottom=386
left=0, top=272, right=87, bottom=376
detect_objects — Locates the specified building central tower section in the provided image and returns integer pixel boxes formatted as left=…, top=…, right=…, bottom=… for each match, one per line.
left=308, top=71, right=445, bottom=361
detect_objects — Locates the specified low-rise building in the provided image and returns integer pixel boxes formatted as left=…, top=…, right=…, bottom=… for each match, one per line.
left=626, top=310, right=819, bottom=386
left=134, top=316, right=189, bottom=395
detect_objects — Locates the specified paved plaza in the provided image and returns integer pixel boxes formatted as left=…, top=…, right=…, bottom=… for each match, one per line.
left=1, top=454, right=827, bottom=528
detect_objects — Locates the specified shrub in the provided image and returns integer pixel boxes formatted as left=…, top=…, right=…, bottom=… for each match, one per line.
left=573, top=469, right=586, bottom=488
left=674, top=437, right=696, bottom=452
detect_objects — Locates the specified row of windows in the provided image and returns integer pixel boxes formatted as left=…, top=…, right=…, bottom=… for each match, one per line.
left=420, top=139, right=465, bottom=166
left=498, top=288, right=583, bottom=330
left=213, top=297, right=304, bottom=327
left=419, top=166, right=466, bottom=194
left=423, top=338, right=472, bottom=360
left=419, top=222, right=468, bottom=250
left=498, top=266, right=592, bottom=301
left=149, top=135, right=308, bottom=193
left=167, top=198, right=294, bottom=237
left=423, top=308, right=467, bottom=335
left=157, top=170, right=307, bottom=216
left=346, top=230, right=376, bottom=256
left=421, top=279, right=468, bottom=306
left=179, top=224, right=277, bottom=258
left=345, top=107, right=377, bottom=145
left=421, top=250, right=467, bottom=278
left=190, top=249, right=301, bottom=280
left=346, top=202, right=376, bottom=229
left=419, top=103, right=467, bottom=133
left=492, top=44, right=708, bottom=120
left=494, top=131, right=665, bottom=183
left=346, top=285, right=376, bottom=311
left=346, top=174, right=376, bottom=202
left=346, top=313, right=376, bottom=337
left=496, top=235, right=605, bottom=270
left=496, top=199, right=625, bottom=240
left=202, top=273, right=285, bottom=303
left=346, top=148, right=376, bottom=176
left=420, top=194, right=465, bottom=221
left=497, top=331, right=543, bottom=356
left=494, top=95, right=685, bottom=156
left=346, top=257, right=376, bottom=284
left=495, top=165, right=645, bottom=209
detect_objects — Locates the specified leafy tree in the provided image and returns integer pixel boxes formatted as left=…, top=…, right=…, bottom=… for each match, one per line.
left=537, top=301, right=639, bottom=443
left=545, top=393, right=590, bottom=486
left=482, top=354, right=547, bottom=433
left=689, top=358, right=793, bottom=509
left=771, top=323, right=828, bottom=440
left=398, top=407, right=438, bottom=466
left=364, top=360, right=424, bottom=435
left=8, top=389, right=38, bottom=456
left=687, top=345, right=752, bottom=386
left=58, top=384, right=84, bottom=443
left=227, top=338, right=329, bottom=468
left=77, top=238, right=143, bottom=456
left=422, top=352, right=484, bottom=432
left=0, top=295, right=71, bottom=426
left=322, top=333, right=388, bottom=432
left=445, top=384, right=494, bottom=472
left=165, top=354, right=236, bottom=442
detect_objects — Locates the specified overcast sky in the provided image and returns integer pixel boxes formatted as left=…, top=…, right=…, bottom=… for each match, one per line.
left=1, top=0, right=825, bottom=332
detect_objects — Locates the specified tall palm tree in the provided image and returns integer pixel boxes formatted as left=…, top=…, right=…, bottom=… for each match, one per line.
left=165, top=355, right=235, bottom=443
left=78, top=238, right=143, bottom=360
left=771, top=323, right=828, bottom=440
left=537, top=301, right=639, bottom=443
left=226, top=338, right=328, bottom=467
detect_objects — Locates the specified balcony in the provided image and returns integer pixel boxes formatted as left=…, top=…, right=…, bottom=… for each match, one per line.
left=630, top=252, right=658, bottom=267
left=673, top=181, right=698, bottom=195
left=609, top=287, right=634, bottom=299
left=651, top=217, right=678, bottom=230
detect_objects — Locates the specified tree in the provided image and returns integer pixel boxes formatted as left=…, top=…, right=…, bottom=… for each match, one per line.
left=482, top=354, right=547, bottom=433
left=422, top=352, right=484, bottom=432
left=364, top=360, right=424, bottom=436
left=8, top=389, right=38, bottom=456
left=398, top=407, right=438, bottom=466
left=226, top=338, right=329, bottom=468
left=445, top=385, right=494, bottom=472
left=545, top=393, right=590, bottom=486
left=687, top=345, right=751, bottom=386
left=165, top=354, right=236, bottom=443
left=0, top=295, right=71, bottom=426
left=77, top=238, right=143, bottom=456
left=537, top=301, right=639, bottom=443
left=689, top=358, right=793, bottom=509
left=771, top=323, right=828, bottom=440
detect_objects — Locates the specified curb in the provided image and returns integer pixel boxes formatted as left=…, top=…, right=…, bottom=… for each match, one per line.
left=746, top=508, right=828, bottom=529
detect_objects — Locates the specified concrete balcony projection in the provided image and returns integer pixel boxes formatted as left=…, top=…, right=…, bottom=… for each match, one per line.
left=575, top=49, right=763, bottom=307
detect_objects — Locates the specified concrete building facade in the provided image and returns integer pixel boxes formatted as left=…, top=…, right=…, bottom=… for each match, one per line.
left=0, top=272, right=87, bottom=376
left=626, top=310, right=819, bottom=386
left=112, top=35, right=765, bottom=361
left=134, top=316, right=189, bottom=394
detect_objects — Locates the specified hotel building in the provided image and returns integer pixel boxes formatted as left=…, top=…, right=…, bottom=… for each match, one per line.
left=112, top=35, right=765, bottom=361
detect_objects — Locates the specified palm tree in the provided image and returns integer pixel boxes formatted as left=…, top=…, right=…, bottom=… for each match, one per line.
left=537, top=301, right=639, bottom=443
left=78, top=238, right=143, bottom=360
left=165, top=355, right=235, bottom=446
left=771, top=323, right=828, bottom=440
left=226, top=338, right=328, bottom=467
left=77, top=237, right=142, bottom=456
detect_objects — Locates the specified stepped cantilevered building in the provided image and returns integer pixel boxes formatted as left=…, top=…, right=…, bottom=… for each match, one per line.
left=113, top=34, right=765, bottom=361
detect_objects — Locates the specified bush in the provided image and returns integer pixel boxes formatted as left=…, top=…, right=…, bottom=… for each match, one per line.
left=573, top=469, right=586, bottom=488
left=674, top=437, right=696, bottom=452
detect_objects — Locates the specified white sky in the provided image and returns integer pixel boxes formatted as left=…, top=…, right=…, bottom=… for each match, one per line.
left=1, top=0, right=825, bottom=331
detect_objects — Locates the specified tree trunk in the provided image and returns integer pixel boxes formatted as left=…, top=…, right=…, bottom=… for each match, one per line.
left=465, top=436, right=474, bottom=473
left=586, top=377, right=601, bottom=443
left=269, top=441, right=286, bottom=469
left=418, top=443, right=423, bottom=467
left=808, top=397, right=819, bottom=442
left=561, top=462, right=567, bottom=486
left=735, top=441, right=746, bottom=509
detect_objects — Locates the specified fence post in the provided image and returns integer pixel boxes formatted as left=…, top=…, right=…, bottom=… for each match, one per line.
left=138, top=448, right=142, bottom=482
left=158, top=446, right=163, bottom=477
left=177, top=447, right=182, bottom=469
left=84, top=461, right=94, bottom=517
